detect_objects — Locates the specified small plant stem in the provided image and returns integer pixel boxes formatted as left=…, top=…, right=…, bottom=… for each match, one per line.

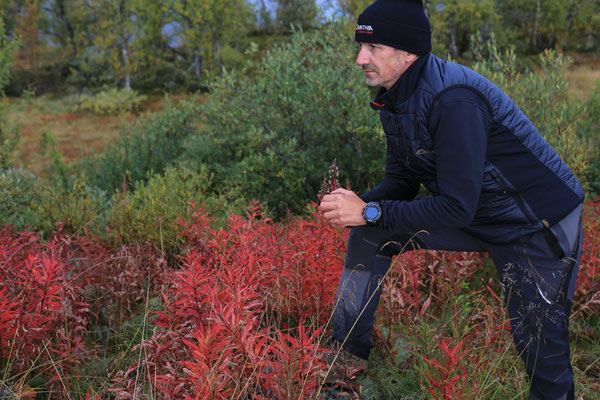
left=42, top=340, right=72, bottom=399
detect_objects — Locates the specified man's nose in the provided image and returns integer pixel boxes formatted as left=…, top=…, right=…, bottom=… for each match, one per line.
left=356, top=48, right=369, bottom=66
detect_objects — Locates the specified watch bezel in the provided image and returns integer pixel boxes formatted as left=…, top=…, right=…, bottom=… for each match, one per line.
left=362, top=202, right=382, bottom=226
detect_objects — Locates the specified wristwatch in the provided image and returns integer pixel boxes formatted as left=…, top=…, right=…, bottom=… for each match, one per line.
left=362, top=202, right=382, bottom=226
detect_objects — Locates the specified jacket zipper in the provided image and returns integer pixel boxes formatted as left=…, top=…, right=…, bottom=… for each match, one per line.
left=489, top=169, right=537, bottom=224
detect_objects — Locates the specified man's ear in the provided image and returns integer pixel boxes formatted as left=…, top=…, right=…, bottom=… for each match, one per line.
left=406, top=52, right=419, bottom=63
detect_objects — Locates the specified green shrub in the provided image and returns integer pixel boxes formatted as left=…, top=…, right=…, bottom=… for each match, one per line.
left=0, top=114, right=19, bottom=169
left=79, top=98, right=200, bottom=193
left=66, top=45, right=114, bottom=89
left=106, top=164, right=226, bottom=250
left=0, top=168, right=41, bottom=229
left=180, top=23, right=384, bottom=218
left=0, top=168, right=108, bottom=236
left=0, top=17, right=19, bottom=93
left=75, top=87, right=148, bottom=115
left=471, top=33, right=594, bottom=189
left=578, top=82, right=600, bottom=195
left=35, top=173, right=109, bottom=236
left=0, top=17, right=20, bottom=168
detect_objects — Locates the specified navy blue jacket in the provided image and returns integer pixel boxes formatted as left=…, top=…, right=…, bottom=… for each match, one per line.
left=361, top=54, right=584, bottom=244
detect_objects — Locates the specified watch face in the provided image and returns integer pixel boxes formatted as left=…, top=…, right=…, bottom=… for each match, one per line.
left=365, top=206, right=379, bottom=220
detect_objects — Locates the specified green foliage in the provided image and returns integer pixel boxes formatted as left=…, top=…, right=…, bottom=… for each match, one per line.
left=67, top=45, right=114, bottom=88
left=39, top=130, right=71, bottom=184
left=35, top=173, right=109, bottom=236
left=35, top=131, right=109, bottom=237
left=42, top=0, right=94, bottom=60
left=578, top=82, right=600, bottom=194
left=169, top=0, right=255, bottom=87
left=275, top=0, right=319, bottom=31
left=0, top=168, right=40, bottom=229
left=493, top=0, right=600, bottom=54
left=1, top=0, right=598, bottom=92
left=0, top=17, right=19, bottom=92
left=359, top=340, right=424, bottom=400
left=471, top=33, right=594, bottom=189
left=0, top=16, right=20, bottom=168
left=75, top=87, right=148, bottom=115
left=337, top=0, right=372, bottom=17
left=423, top=0, right=600, bottom=57
left=91, top=0, right=137, bottom=88
left=106, top=164, right=223, bottom=249
left=181, top=23, right=384, bottom=218
left=427, top=0, right=499, bottom=57
left=0, top=168, right=107, bottom=236
left=79, top=98, right=199, bottom=193
left=0, top=114, right=19, bottom=169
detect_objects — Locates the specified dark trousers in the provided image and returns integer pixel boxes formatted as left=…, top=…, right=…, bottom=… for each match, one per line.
left=332, top=207, right=582, bottom=400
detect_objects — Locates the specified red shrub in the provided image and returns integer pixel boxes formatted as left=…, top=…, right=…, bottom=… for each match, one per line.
left=2, top=199, right=596, bottom=398
left=0, top=224, right=169, bottom=396
left=257, top=326, right=327, bottom=400
left=376, top=248, right=510, bottom=399
left=574, top=199, right=600, bottom=316
left=111, top=203, right=344, bottom=398
left=0, top=227, right=91, bottom=395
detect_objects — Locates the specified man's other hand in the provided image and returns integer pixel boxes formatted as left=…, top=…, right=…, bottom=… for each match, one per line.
left=319, top=188, right=367, bottom=228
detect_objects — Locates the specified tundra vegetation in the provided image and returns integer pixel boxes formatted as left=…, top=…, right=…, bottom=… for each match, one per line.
left=0, top=1, right=599, bottom=398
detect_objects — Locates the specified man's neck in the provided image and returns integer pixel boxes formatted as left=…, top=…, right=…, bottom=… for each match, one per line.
left=382, top=56, right=420, bottom=91
left=371, top=54, right=430, bottom=111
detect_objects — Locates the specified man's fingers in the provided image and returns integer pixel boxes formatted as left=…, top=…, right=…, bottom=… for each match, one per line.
left=324, top=213, right=349, bottom=227
left=330, top=188, right=352, bottom=195
left=322, top=208, right=348, bottom=227
left=319, top=201, right=337, bottom=212
left=320, top=192, right=344, bottom=204
left=326, top=217, right=345, bottom=229
left=322, top=209, right=339, bottom=221
left=319, top=196, right=344, bottom=212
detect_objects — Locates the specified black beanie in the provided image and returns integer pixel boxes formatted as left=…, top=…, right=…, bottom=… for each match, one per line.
left=355, top=0, right=431, bottom=55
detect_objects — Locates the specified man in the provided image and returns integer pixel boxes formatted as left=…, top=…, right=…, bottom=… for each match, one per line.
left=319, top=0, right=584, bottom=399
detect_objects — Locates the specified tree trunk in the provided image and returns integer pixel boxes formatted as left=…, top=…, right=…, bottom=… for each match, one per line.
left=532, top=0, right=541, bottom=50
left=565, top=0, right=582, bottom=35
left=122, top=42, right=131, bottom=89
left=449, top=22, right=458, bottom=57
left=215, top=39, right=221, bottom=68
left=56, top=0, right=78, bottom=57
left=191, top=48, right=201, bottom=77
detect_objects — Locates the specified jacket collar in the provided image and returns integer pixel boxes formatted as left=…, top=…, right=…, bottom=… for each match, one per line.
left=370, top=53, right=430, bottom=112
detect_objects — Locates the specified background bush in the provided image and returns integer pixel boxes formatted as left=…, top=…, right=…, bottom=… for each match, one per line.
left=0, top=17, right=20, bottom=169
left=180, top=23, right=384, bottom=218
left=106, top=164, right=226, bottom=250
left=79, top=98, right=200, bottom=193
left=0, top=168, right=108, bottom=237
left=577, top=82, right=600, bottom=194
left=77, top=23, right=385, bottom=222
left=471, top=33, right=596, bottom=191
left=0, top=168, right=41, bottom=229
left=75, top=87, right=148, bottom=115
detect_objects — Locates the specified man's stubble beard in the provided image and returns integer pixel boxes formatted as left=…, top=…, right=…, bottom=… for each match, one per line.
left=364, top=76, right=380, bottom=87
left=362, top=65, right=380, bottom=87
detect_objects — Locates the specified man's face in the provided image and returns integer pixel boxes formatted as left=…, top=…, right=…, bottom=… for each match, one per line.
left=356, top=43, right=416, bottom=90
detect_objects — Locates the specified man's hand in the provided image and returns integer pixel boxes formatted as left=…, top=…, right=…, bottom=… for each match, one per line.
left=319, top=188, right=367, bottom=228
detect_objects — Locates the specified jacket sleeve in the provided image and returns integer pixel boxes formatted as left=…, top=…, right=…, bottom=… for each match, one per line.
left=360, top=134, right=421, bottom=203
left=379, top=87, right=490, bottom=233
